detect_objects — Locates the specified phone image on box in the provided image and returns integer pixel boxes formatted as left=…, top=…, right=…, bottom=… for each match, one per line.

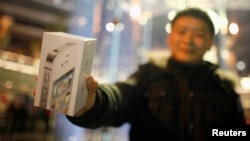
left=51, top=68, right=74, bottom=113
left=39, top=42, right=76, bottom=114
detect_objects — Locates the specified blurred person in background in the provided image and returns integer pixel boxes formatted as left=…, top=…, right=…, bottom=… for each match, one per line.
left=0, top=15, right=13, bottom=50
left=66, top=8, right=246, bottom=141
left=6, top=95, right=28, bottom=134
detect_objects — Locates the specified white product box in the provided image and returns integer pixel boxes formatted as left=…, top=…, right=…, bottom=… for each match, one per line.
left=34, top=32, right=96, bottom=116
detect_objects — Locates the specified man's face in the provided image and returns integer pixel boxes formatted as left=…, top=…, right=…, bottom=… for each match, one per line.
left=168, top=16, right=213, bottom=65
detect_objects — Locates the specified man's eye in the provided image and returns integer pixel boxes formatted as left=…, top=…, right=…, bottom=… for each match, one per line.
left=196, top=33, right=205, bottom=38
left=177, top=30, right=186, bottom=34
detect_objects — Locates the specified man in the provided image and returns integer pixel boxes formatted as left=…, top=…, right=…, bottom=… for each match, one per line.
left=67, top=8, right=246, bottom=141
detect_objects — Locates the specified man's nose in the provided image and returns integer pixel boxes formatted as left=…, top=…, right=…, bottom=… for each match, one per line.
left=183, top=33, right=193, bottom=44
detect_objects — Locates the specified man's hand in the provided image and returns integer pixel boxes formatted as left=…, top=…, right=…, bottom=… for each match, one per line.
left=74, top=76, right=98, bottom=117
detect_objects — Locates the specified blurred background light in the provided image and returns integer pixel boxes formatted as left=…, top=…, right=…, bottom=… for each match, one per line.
left=236, top=61, right=246, bottom=71
left=4, top=81, right=13, bottom=89
left=129, top=5, right=141, bottom=19
left=240, top=77, right=250, bottom=90
left=115, top=23, right=124, bottom=31
left=167, top=10, right=176, bottom=21
left=165, top=23, right=171, bottom=34
left=206, top=9, right=221, bottom=35
left=77, top=16, right=87, bottom=27
left=106, top=22, right=115, bottom=32
left=229, top=22, right=239, bottom=34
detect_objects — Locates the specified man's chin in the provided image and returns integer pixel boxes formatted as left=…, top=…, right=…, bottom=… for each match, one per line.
left=176, top=58, right=202, bottom=65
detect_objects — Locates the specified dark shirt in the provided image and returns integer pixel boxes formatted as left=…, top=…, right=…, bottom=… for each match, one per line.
left=67, top=58, right=246, bottom=141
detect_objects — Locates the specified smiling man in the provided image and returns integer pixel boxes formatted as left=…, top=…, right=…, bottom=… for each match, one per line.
left=168, top=11, right=214, bottom=65
left=66, top=8, right=246, bottom=141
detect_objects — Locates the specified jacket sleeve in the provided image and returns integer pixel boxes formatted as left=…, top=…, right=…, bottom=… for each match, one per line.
left=66, top=63, right=160, bottom=129
left=66, top=78, right=141, bottom=129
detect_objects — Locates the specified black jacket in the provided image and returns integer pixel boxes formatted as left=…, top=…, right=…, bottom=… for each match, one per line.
left=67, top=58, right=246, bottom=141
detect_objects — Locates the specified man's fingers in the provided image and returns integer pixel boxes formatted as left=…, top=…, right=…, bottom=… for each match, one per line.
left=74, top=76, right=98, bottom=117
left=87, top=76, right=98, bottom=93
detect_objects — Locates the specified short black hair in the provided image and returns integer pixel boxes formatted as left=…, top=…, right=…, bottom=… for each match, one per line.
left=171, top=8, right=215, bottom=36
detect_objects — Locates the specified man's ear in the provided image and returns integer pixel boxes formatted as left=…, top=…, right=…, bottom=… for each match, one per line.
left=207, top=38, right=214, bottom=51
left=166, top=33, right=171, bottom=47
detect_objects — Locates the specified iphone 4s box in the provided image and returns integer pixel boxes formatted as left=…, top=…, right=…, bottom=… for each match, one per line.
left=34, top=32, right=96, bottom=116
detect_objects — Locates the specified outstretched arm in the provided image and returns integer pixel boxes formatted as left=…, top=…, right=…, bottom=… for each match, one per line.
left=66, top=75, right=140, bottom=129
